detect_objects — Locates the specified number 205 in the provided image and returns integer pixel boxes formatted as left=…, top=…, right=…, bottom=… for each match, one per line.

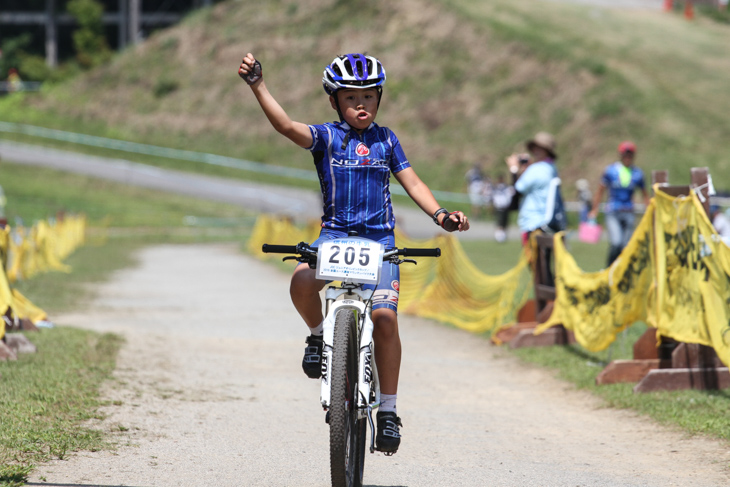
left=328, top=245, right=370, bottom=266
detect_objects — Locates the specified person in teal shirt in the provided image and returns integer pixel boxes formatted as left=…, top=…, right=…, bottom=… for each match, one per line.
left=589, top=141, right=649, bottom=266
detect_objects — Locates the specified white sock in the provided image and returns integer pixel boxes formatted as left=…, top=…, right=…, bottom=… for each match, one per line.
left=309, top=321, right=324, bottom=336
left=380, top=393, right=397, bottom=414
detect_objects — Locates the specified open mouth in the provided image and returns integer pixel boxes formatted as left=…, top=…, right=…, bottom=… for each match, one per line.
left=357, top=111, right=369, bottom=120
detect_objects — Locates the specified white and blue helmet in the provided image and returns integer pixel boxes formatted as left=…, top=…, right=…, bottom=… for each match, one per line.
left=322, top=53, right=386, bottom=96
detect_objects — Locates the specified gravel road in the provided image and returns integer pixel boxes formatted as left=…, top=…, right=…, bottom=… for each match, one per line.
left=25, top=244, right=730, bottom=487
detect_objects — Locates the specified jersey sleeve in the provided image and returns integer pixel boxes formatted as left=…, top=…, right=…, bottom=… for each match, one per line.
left=388, top=130, right=411, bottom=174
left=306, top=124, right=330, bottom=153
left=600, top=166, right=612, bottom=187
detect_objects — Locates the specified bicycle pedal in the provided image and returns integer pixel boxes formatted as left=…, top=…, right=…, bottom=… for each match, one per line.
left=325, top=410, right=330, bottom=424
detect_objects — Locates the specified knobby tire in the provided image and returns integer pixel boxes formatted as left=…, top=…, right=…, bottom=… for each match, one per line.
left=329, top=309, right=366, bottom=487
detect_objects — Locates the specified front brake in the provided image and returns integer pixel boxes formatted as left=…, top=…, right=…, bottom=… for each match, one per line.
left=389, top=256, right=417, bottom=266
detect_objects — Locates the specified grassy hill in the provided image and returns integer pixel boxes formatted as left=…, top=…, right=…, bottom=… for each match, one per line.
left=2, top=0, right=730, bottom=194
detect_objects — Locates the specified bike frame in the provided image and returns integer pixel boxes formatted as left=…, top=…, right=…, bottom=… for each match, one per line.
left=261, top=239, right=440, bottom=466
left=320, top=284, right=380, bottom=447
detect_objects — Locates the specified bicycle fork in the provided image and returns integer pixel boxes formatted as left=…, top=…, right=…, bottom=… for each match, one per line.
left=359, top=329, right=380, bottom=454
left=320, top=288, right=380, bottom=453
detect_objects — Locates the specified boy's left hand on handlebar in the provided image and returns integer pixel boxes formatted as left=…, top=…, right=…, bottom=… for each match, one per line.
left=441, top=211, right=469, bottom=232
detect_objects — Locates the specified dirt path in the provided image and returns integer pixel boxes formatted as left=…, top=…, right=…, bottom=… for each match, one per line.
left=29, top=244, right=730, bottom=487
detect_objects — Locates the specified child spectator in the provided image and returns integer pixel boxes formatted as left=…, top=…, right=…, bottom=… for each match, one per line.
left=465, top=162, right=487, bottom=218
left=492, top=173, right=514, bottom=242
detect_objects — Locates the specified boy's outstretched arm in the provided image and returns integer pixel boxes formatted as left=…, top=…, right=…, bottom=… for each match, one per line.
left=238, top=53, right=313, bottom=149
left=394, top=167, right=469, bottom=232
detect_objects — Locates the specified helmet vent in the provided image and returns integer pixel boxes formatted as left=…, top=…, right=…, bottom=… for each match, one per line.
left=321, top=53, right=386, bottom=95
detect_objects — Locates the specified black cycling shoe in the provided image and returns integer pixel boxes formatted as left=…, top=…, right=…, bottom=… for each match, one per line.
left=375, top=411, right=402, bottom=454
left=302, top=334, right=323, bottom=379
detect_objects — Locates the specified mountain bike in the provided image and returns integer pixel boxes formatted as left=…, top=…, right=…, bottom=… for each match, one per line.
left=263, top=235, right=440, bottom=487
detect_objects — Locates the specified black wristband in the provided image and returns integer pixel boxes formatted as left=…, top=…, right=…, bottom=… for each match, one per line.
left=441, top=211, right=459, bottom=229
left=432, top=208, right=449, bottom=226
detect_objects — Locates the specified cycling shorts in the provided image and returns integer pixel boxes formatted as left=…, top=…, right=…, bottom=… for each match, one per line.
left=309, top=229, right=400, bottom=313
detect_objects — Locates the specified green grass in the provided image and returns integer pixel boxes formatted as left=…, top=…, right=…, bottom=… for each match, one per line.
left=460, top=234, right=609, bottom=275
left=0, top=328, right=123, bottom=487
left=440, top=0, right=730, bottom=181
left=0, top=159, right=257, bottom=485
left=12, top=239, right=141, bottom=314
left=511, top=324, right=730, bottom=443
left=4, top=0, right=730, bottom=195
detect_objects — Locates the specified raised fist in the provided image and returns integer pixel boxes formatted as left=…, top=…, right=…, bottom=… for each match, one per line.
left=239, top=54, right=262, bottom=85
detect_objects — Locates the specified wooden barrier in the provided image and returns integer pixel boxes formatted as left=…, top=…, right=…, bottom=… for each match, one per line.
left=492, top=233, right=575, bottom=348
left=596, top=167, right=730, bottom=392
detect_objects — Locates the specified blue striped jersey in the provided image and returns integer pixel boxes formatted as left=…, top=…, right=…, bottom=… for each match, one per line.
left=306, top=121, right=411, bottom=234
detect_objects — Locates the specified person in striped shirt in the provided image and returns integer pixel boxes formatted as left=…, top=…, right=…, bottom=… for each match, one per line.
left=239, top=52, right=469, bottom=453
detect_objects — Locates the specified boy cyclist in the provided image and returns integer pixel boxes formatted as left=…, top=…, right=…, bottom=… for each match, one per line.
left=239, top=52, right=469, bottom=454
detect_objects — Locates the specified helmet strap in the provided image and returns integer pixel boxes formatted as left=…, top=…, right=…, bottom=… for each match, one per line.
left=333, top=94, right=345, bottom=122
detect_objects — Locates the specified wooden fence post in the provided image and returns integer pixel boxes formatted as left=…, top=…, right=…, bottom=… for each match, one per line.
left=492, top=233, right=575, bottom=348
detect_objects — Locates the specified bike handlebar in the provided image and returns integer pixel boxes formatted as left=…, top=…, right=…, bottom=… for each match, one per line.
left=395, top=247, right=441, bottom=257
left=262, top=242, right=440, bottom=259
left=262, top=244, right=302, bottom=254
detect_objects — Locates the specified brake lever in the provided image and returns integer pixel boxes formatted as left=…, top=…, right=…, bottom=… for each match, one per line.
left=389, top=256, right=417, bottom=266
left=282, top=255, right=318, bottom=269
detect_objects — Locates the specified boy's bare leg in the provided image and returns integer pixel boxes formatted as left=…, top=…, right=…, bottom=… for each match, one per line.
left=372, top=308, right=401, bottom=395
left=290, top=265, right=325, bottom=330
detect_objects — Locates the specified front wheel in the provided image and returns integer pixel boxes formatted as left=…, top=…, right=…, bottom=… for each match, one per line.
left=329, top=309, right=366, bottom=487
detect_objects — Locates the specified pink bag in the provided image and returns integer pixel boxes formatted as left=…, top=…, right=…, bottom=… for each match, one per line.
left=578, top=221, right=602, bottom=244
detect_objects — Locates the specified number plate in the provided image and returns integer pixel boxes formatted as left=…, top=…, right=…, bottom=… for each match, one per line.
left=316, top=238, right=384, bottom=284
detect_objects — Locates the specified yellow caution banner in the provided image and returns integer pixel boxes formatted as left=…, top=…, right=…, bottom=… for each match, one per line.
left=405, top=235, right=532, bottom=334
left=248, top=215, right=531, bottom=335
left=0, top=214, right=86, bottom=340
left=538, top=187, right=730, bottom=366
left=250, top=194, right=730, bottom=368
left=538, top=205, right=655, bottom=352
left=653, top=189, right=730, bottom=366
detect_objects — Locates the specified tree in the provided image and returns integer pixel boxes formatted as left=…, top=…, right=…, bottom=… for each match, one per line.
left=0, top=34, right=31, bottom=79
left=67, top=0, right=111, bottom=69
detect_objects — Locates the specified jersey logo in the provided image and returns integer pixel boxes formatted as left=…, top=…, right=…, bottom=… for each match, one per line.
left=356, top=143, right=370, bottom=156
left=391, top=280, right=400, bottom=292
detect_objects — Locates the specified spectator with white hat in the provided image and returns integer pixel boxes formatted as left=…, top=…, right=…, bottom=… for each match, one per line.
left=506, top=131, right=560, bottom=245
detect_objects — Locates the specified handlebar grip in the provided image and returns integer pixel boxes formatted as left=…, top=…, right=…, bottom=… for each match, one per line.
left=262, top=244, right=299, bottom=254
left=400, top=247, right=441, bottom=257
